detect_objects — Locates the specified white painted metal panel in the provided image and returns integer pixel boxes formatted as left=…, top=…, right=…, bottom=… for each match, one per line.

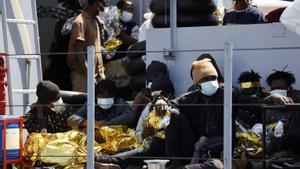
left=146, top=23, right=300, bottom=95
left=1, top=0, right=40, bottom=115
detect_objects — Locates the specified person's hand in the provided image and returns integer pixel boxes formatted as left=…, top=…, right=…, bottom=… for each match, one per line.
left=154, top=99, right=170, bottom=117
left=142, top=126, right=155, bottom=138
left=95, top=121, right=107, bottom=129
left=264, top=95, right=294, bottom=105
left=133, top=91, right=151, bottom=106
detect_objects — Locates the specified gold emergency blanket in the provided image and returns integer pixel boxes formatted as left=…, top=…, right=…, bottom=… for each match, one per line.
left=98, top=125, right=138, bottom=154
left=24, top=131, right=100, bottom=167
left=24, top=127, right=138, bottom=167
left=236, top=131, right=263, bottom=157
left=145, top=110, right=171, bottom=139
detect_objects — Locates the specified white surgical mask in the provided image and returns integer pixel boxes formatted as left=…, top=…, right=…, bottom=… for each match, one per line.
left=147, top=82, right=153, bottom=89
left=200, top=80, right=219, bottom=96
left=98, top=98, right=114, bottom=110
left=51, top=98, right=65, bottom=113
left=270, top=89, right=287, bottom=96
left=98, top=11, right=106, bottom=17
left=120, top=11, right=133, bottom=22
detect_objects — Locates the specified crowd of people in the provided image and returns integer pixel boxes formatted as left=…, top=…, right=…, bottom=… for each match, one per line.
left=43, top=0, right=287, bottom=99
left=25, top=0, right=299, bottom=168
left=25, top=52, right=300, bottom=168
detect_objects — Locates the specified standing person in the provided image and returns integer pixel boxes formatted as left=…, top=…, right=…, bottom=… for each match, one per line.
left=68, top=0, right=106, bottom=92
left=116, top=0, right=139, bottom=53
left=104, top=0, right=140, bottom=100
left=223, top=0, right=266, bottom=25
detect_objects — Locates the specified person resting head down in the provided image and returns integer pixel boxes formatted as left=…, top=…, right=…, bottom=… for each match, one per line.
left=24, top=81, right=71, bottom=133
left=67, top=79, right=136, bottom=131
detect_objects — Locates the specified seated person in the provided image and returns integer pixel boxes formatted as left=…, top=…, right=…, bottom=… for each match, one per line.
left=124, top=78, right=181, bottom=167
left=266, top=7, right=286, bottom=23
left=24, top=81, right=72, bottom=133
left=223, top=0, right=266, bottom=25
left=265, top=68, right=297, bottom=123
left=188, top=53, right=224, bottom=92
left=67, top=79, right=136, bottom=130
left=170, top=57, right=291, bottom=168
left=136, top=76, right=175, bottom=144
left=236, top=70, right=269, bottom=128
left=265, top=69, right=300, bottom=157
left=132, top=61, right=170, bottom=119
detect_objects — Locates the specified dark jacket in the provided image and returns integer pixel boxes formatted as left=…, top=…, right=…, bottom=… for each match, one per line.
left=172, top=88, right=260, bottom=157
left=285, top=89, right=300, bottom=135
left=24, top=104, right=73, bottom=133
left=67, top=97, right=135, bottom=130
left=281, top=89, right=300, bottom=155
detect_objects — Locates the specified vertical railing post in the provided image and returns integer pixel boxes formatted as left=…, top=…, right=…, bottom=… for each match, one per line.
left=170, top=0, right=177, bottom=52
left=224, top=42, right=233, bottom=169
left=164, top=0, right=177, bottom=58
left=87, top=46, right=95, bottom=169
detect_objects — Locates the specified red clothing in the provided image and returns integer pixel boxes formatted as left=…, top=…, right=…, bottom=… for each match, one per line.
left=266, top=7, right=286, bottom=23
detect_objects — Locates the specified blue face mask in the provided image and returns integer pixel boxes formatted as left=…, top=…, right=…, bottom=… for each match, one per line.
left=98, top=98, right=114, bottom=110
left=120, top=11, right=133, bottom=22
left=199, top=80, right=219, bottom=96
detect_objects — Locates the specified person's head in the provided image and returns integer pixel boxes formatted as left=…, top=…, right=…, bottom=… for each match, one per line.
left=146, top=61, right=169, bottom=87
left=95, top=79, right=117, bottom=109
left=238, top=70, right=261, bottom=96
left=150, top=77, right=175, bottom=99
left=191, top=53, right=224, bottom=83
left=36, top=81, right=65, bottom=112
left=266, top=69, right=296, bottom=96
left=58, top=0, right=86, bottom=10
left=85, top=0, right=107, bottom=16
left=191, top=58, right=219, bottom=96
left=36, top=81, right=61, bottom=104
left=234, top=0, right=250, bottom=10
left=117, top=0, right=134, bottom=22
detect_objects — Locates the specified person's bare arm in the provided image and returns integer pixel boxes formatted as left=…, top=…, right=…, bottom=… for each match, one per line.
left=74, top=40, right=87, bottom=76
left=119, top=31, right=137, bottom=46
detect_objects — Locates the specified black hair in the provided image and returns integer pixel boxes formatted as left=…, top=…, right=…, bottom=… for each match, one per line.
left=190, top=53, right=224, bottom=83
left=151, top=77, right=175, bottom=98
left=88, top=0, right=105, bottom=6
left=266, top=70, right=296, bottom=86
left=238, top=70, right=261, bottom=83
left=117, top=0, right=128, bottom=9
left=95, top=79, right=117, bottom=96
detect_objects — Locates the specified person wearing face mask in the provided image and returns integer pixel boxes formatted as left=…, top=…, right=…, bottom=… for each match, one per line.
left=121, top=78, right=190, bottom=168
left=103, top=0, right=139, bottom=63
left=265, top=69, right=298, bottom=124
left=131, top=61, right=170, bottom=120
left=264, top=69, right=300, bottom=162
left=67, top=79, right=135, bottom=131
left=68, top=0, right=107, bottom=92
left=135, top=76, right=176, bottom=143
left=24, top=81, right=72, bottom=133
left=168, top=58, right=291, bottom=168
left=236, top=70, right=269, bottom=128
left=223, top=0, right=266, bottom=25
left=116, top=0, right=139, bottom=48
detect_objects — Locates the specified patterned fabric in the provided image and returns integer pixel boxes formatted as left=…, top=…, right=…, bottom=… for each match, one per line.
left=37, top=6, right=79, bottom=20
left=24, top=105, right=75, bottom=133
